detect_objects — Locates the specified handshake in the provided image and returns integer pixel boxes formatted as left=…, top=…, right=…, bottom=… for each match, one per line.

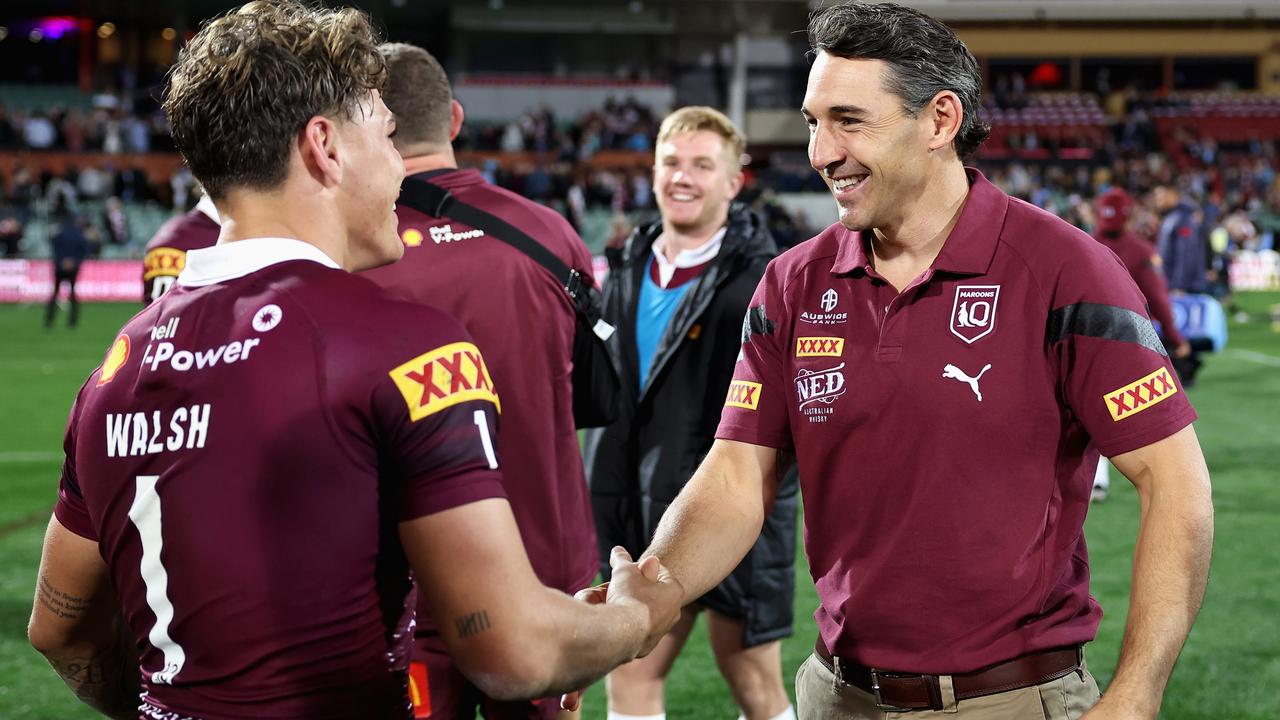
left=559, top=546, right=686, bottom=711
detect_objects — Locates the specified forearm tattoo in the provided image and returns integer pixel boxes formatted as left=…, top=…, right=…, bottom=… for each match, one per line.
left=455, top=610, right=492, bottom=639
left=36, top=576, right=139, bottom=719
left=37, top=574, right=91, bottom=620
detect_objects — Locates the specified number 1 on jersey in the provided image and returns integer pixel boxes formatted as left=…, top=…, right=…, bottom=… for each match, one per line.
left=128, top=474, right=187, bottom=685
left=473, top=410, right=498, bottom=469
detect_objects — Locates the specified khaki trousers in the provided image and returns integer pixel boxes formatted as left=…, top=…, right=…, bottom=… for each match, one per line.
left=796, top=652, right=1101, bottom=720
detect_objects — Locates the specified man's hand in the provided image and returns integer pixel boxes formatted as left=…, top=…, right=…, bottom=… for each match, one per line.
left=559, top=548, right=684, bottom=712
left=603, top=546, right=684, bottom=656
left=1173, top=341, right=1191, bottom=359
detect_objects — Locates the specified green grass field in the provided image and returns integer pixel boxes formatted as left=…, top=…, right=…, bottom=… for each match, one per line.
left=1, top=295, right=1278, bottom=719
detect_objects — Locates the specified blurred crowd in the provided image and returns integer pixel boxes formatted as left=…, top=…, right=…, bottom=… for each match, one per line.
left=2, top=90, right=1279, bottom=285
left=0, top=97, right=174, bottom=154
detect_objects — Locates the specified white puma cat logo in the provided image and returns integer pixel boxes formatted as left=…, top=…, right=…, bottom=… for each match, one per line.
left=942, top=363, right=992, bottom=402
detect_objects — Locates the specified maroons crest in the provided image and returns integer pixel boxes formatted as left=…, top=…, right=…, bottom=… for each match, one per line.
left=950, top=285, right=1001, bottom=344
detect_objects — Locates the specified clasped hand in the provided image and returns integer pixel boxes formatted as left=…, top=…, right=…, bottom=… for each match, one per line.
left=560, top=546, right=684, bottom=711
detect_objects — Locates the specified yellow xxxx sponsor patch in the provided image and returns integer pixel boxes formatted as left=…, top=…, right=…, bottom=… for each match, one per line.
left=143, top=247, right=186, bottom=280
left=390, top=342, right=500, bottom=421
left=1104, top=367, right=1177, bottom=421
left=795, top=337, right=845, bottom=357
left=725, top=380, right=762, bottom=410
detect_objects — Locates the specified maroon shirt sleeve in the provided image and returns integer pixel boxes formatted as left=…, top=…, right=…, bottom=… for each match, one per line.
left=716, top=260, right=793, bottom=450
left=53, top=381, right=96, bottom=540
left=1051, top=241, right=1197, bottom=457
left=369, top=313, right=506, bottom=521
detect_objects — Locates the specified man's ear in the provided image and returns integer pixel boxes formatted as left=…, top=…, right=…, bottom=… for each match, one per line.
left=449, top=99, right=465, bottom=143
left=927, top=90, right=964, bottom=154
left=300, top=115, right=343, bottom=187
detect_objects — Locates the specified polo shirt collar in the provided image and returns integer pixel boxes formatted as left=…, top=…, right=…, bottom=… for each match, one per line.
left=830, top=168, right=1007, bottom=277
left=194, top=194, right=220, bottom=223
left=178, top=237, right=340, bottom=287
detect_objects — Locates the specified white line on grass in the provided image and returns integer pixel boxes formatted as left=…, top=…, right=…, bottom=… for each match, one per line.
left=0, top=451, right=61, bottom=463
left=1225, top=349, right=1280, bottom=368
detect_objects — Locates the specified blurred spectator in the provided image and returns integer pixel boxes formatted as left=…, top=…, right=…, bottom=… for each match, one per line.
left=1155, top=182, right=1210, bottom=293
left=24, top=111, right=56, bottom=150
left=0, top=212, right=23, bottom=257
left=101, top=196, right=131, bottom=248
left=45, top=212, right=90, bottom=329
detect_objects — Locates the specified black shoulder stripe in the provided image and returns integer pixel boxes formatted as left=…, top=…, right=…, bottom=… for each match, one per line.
left=1047, top=302, right=1167, bottom=356
left=740, top=304, right=774, bottom=345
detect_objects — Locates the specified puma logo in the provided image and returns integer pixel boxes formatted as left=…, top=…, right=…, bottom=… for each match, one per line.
left=942, top=363, right=992, bottom=402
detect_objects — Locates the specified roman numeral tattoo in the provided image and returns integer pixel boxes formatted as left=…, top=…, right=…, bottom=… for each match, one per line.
left=455, top=610, right=492, bottom=639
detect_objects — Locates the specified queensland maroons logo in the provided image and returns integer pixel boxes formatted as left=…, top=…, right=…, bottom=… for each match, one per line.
left=949, top=285, right=1000, bottom=344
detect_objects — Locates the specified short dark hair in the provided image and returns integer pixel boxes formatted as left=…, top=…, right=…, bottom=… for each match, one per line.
left=379, top=43, right=453, bottom=151
left=164, top=0, right=387, bottom=199
left=808, top=1, right=990, bottom=160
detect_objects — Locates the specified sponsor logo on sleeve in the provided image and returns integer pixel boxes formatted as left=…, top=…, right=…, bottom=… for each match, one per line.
left=725, top=380, right=762, bottom=410
left=1105, top=367, right=1178, bottom=421
left=98, top=335, right=131, bottom=385
left=142, top=247, right=186, bottom=280
left=796, top=337, right=845, bottom=357
left=390, top=342, right=501, bottom=421
left=949, top=285, right=1000, bottom=344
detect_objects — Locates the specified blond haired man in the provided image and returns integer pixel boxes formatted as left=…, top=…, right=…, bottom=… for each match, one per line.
left=583, top=107, right=795, bottom=720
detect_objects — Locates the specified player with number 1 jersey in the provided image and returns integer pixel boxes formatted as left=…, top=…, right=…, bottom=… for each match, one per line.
left=55, top=238, right=505, bottom=718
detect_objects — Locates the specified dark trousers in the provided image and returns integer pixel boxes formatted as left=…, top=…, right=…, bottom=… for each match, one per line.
left=45, top=265, right=81, bottom=328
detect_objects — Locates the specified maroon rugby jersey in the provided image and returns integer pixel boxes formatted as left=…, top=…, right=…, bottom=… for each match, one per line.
left=718, top=170, right=1196, bottom=673
left=142, top=197, right=220, bottom=306
left=364, top=169, right=598, bottom=596
left=56, top=238, right=505, bottom=719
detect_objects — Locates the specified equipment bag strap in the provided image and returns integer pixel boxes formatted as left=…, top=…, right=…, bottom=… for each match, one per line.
left=397, top=177, right=614, bottom=340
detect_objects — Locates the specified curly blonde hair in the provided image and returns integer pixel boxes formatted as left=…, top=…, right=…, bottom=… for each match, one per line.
left=164, top=0, right=387, bottom=199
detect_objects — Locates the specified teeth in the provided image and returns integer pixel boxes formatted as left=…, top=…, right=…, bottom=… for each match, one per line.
left=832, top=176, right=866, bottom=191
left=670, top=193, right=696, bottom=201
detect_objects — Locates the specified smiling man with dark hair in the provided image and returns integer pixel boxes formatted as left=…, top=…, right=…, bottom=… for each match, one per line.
left=611, top=3, right=1214, bottom=719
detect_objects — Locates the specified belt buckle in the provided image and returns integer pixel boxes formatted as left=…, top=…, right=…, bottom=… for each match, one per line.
left=869, top=668, right=913, bottom=713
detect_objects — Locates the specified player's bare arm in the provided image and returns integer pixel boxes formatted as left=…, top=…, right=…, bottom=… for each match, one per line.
left=401, top=497, right=683, bottom=700
left=28, top=517, right=140, bottom=720
left=642, top=438, right=783, bottom=601
left=1084, top=425, right=1213, bottom=720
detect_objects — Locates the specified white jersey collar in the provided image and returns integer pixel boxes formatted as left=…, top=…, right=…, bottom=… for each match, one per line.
left=194, top=194, right=221, bottom=224
left=651, top=227, right=725, bottom=288
left=178, top=237, right=341, bottom=287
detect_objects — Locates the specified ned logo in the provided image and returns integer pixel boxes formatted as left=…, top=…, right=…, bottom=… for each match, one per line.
left=950, top=285, right=1000, bottom=344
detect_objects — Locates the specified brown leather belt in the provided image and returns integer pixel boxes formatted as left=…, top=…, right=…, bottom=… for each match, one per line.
left=814, top=639, right=1082, bottom=712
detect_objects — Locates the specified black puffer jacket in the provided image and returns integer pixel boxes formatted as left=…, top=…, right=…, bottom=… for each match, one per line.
left=584, top=205, right=798, bottom=646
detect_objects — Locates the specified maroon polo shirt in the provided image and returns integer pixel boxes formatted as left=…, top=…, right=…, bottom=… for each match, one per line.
left=718, top=170, right=1196, bottom=674
left=56, top=238, right=505, bottom=719
left=142, top=202, right=220, bottom=306
left=364, top=169, right=598, bottom=597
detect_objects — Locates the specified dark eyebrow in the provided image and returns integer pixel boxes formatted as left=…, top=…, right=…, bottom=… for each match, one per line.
left=801, top=105, right=868, bottom=121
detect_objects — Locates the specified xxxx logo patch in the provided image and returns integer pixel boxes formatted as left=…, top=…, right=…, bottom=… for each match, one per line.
left=390, top=342, right=500, bottom=421
left=795, top=337, right=845, bottom=357
left=143, top=247, right=186, bottom=280
left=725, top=380, right=762, bottom=410
left=1104, top=367, right=1177, bottom=421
